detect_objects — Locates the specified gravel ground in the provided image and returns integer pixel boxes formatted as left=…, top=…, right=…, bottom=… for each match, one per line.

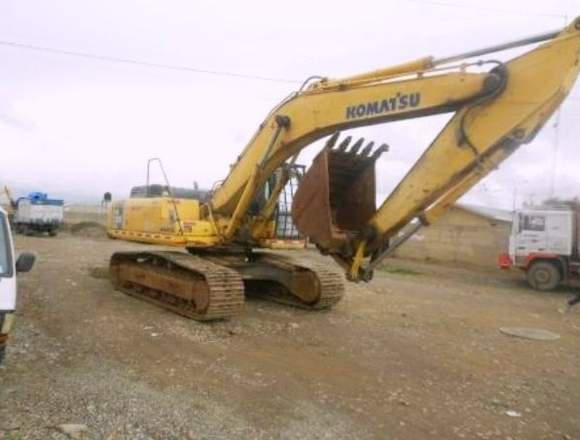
left=1, top=233, right=579, bottom=439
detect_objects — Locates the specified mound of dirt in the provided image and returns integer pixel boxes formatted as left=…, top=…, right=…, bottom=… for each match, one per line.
left=88, top=266, right=110, bottom=279
left=69, top=221, right=108, bottom=239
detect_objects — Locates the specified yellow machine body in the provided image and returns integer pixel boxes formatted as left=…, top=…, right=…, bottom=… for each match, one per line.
left=107, top=196, right=293, bottom=249
left=108, top=198, right=215, bottom=246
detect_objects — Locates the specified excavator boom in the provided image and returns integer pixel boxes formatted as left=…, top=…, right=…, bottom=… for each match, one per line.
left=208, top=17, right=580, bottom=280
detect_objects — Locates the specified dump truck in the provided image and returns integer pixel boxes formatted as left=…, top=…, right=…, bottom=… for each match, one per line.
left=499, top=207, right=580, bottom=291
left=0, top=206, right=35, bottom=364
left=13, top=192, right=64, bottom=236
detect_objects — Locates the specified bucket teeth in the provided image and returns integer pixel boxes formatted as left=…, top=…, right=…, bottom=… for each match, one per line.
left=371, top=143, right=389, bottom=160
left=326, top=133, right=388, bottom=159
left=361, top=142, right=374, bottom=157
left=348, top=138, right=364, bottom=155
left=337, top=136, right=352, bottom=152
left=325, top=132, right=340, bottom=149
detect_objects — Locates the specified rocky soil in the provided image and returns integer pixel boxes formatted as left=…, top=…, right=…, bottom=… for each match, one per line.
left=1, top=233, right=579, bottom=439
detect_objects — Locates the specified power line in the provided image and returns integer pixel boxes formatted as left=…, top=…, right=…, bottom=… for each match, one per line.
left=405, top=0, right=566, bottom=19
left=1, top=37, right=578, bottom=100
left=0, top=40, right=301, bottom=84
left=549, top=88, right=565, bottom=198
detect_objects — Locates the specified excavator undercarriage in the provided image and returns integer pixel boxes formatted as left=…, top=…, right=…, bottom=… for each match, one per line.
left=110, top=249, right=344, bottom=320
left=199, top=250, right=344, bottom=310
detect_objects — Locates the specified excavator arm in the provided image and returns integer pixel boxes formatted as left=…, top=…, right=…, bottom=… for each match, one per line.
left=210, top=67, right=495, bottom=215
left=208, top=17, right=580, bottom=281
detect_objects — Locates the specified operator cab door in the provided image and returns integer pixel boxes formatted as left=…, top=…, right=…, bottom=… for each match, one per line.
left=513, top=210, right=573, bottom=258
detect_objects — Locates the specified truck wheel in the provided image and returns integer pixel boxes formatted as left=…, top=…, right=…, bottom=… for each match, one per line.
left=49, top=229, right=57, bottom=237
left=527, top=261, right=561, bottom=291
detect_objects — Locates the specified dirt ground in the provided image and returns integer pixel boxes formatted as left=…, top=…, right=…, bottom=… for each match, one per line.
left=1, top=232, right=579, bottom=440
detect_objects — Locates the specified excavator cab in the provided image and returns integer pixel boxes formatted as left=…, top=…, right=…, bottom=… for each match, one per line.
left=254, top=164, right=307, bottom=249
left=292, top=133, right=388, bottom=254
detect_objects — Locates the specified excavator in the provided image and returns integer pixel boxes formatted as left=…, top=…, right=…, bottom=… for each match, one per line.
left=107, top=17, right=580, bottom=321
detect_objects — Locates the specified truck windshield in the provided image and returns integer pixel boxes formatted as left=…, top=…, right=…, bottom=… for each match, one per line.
left=0, top=213, right=12, bottom=277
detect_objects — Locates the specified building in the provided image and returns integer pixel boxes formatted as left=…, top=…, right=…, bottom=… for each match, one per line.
left=394, top=203, right=513, bottom=269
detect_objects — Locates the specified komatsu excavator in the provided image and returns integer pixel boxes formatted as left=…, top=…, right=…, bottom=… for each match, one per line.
left=107, top=17, right=580, bottom=321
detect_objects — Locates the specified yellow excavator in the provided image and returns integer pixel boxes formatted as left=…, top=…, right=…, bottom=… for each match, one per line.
left=107, top=17, right=580, bottom=321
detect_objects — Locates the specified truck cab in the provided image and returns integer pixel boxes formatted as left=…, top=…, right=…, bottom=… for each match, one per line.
left=0, top=207, right=35, bottom=364
left=500, top=208, right=579, bottom=291
left=13, top=192, right=64, bottom=236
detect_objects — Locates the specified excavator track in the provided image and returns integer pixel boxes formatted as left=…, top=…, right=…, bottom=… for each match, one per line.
left=260, top=262, right=344, bottom=310
left=275, top=258, right=344, bottom=310
left=218, top=252, right=345, bottom=311
left=109, top=251, right=244, bottom=321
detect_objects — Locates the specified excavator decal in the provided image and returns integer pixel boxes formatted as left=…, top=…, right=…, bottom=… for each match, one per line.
left=346, top=92, right=422, bottom=119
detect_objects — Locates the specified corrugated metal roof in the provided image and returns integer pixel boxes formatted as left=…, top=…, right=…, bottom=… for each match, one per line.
left=456, top=203, right=513, bottom=223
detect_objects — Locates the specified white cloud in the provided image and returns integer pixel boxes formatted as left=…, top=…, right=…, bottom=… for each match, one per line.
left=0, top=0, right=577, bottom=208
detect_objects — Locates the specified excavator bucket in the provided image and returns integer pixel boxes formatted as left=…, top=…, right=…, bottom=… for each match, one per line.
left=292, top=132, right=388, bottom=251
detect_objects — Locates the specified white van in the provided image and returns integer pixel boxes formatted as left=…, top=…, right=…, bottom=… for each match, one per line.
left=0, top=207, right=35, bottom=364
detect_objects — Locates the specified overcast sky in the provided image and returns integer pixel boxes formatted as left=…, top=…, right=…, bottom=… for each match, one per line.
left=0, top=0, right=578, bottom=208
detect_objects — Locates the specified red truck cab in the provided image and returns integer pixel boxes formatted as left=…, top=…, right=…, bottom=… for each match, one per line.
left=500, top=208, right=580, bottom=291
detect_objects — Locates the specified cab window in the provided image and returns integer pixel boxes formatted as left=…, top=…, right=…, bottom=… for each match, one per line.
left=519, top=214, right=546, bottom=232
left=0, top=213, right=12, bottom=277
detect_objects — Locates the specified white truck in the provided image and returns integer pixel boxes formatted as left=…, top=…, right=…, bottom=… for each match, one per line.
left=13, top=192, right=64, bottom=236
left=499, top=207, right=580, bottom=291
left=0, top=207, right=35, bottom=364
